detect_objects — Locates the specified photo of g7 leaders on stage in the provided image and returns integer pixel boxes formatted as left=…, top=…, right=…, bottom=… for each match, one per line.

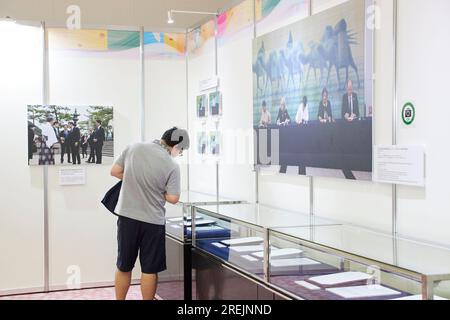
left=253, top=0, right=372, bottom=181
left=27, top=105, right=114, bottom=166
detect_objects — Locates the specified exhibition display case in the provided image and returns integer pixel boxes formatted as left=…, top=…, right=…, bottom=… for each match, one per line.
left=162, top=191, right=243, bottom=300
left=268, top=225, right=450, bottom=300
left=165, top=190, right=243, bottom=242
left=191, top=204, right=339, bottom=279
left=190, top=205, right=450, bottom=300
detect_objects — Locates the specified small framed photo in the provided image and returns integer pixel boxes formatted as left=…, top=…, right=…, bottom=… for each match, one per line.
left=209, top=131, right=221, bottom=155
left=197, top=131, right=208, bottom=155
left=196, top=94, right=208, bottom=118
left=209, top=91, right=222, bottom=117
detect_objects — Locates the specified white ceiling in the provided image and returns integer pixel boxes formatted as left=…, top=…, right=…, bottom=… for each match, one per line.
left=0, top=0, right=243, bottom=31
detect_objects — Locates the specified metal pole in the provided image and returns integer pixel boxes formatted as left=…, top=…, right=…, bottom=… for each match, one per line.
left=392, top=0, right=399, bottom=264
left=214, top=14, right=220, bottom=203
left=41, top=21, right=50, bottom=293
left=185, top=30, right=190, bottom=192
left=140, top=26, right=145, bottom=142
left=253, top=0, right=259, bottom=205
left=308, top=0, right=314, bottom=219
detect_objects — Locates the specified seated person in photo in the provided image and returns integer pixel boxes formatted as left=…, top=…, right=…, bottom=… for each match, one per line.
left=276, top=97, right=291, bottom=126
left=318, top=88, right=333, bottom=123
left=295, top=96, right=309, bottom=125
left=341, top=79, right=360, bottom=122
left=259, top=100, right=271, bottom=127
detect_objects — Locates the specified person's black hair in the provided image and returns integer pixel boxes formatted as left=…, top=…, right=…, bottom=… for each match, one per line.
left=96, top=120, right=102, bottom=125
left=322, top=87, right=328, bottom=97
left=161, top=127, right=190, bottom=150
left=68, top=121, right=74, bottom=126
left=262, top=100, right=267, bottom=107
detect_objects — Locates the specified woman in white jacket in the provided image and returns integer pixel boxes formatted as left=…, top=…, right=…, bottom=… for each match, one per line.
left=295, top=96, right=309, bottom=125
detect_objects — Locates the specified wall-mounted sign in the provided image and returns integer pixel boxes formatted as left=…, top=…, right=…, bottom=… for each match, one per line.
left=401, top=102, right=416, bottom=126
left=199, top=76, right=219, bottom=92
left=59, top=167, right=86, bottom=186
left=373, top=145, right=425, bottom=187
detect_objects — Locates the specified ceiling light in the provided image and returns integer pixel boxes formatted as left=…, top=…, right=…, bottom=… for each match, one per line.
left=167, top=11, right=174, bottom=24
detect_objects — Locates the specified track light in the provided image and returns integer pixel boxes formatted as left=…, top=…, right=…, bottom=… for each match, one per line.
left=167, top=10, right=174, bottom=24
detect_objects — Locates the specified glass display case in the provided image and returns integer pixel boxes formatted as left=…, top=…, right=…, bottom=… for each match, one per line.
left=191, top=204, right=339, bottom=280
left=268, top=225, right=450, bottom=300
left=165, top=190, right=243, bottom=242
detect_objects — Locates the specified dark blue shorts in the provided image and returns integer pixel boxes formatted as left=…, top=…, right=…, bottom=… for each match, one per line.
left=116, top=216, right=166, bottom=274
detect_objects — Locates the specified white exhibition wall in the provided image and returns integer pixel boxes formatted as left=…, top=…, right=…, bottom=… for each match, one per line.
left=47, top=44, right=142, bottom=288
left=144, top=56, right=188, bottom=190
left=2, top=0, right=450, bottom=295
left=396, top=0, right=450, bottom=246
left=0, top=23, right=45, bottom=294
left=187, top=43, right=217, bottom=195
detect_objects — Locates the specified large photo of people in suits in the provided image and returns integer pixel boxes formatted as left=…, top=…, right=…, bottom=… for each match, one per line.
left=27, top=105, right=114, bottom=166
left=253, top=0, right=373, bottom=181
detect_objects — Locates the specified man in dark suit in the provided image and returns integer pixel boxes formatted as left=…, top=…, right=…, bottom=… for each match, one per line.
left=68, top=122, right=81, bottom=165
left=86, top=128, right=95, bottom=163
left=59, top=124, right=72, bottom=164
left=341, top=80, right=360, bottom=122
left=93, top=120, right=105, bottom=164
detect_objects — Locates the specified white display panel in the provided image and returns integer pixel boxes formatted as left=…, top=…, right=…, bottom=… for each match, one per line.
left=217, top=27, right=255, bottom=203
left=187, top=40, right=217, bottom=194
left=145, top=57, right=188, bottom=190
left=47, top=32, right=141, bottom=289
left=396, top=0, right=450, bottom=246
left=0, top=23, right=45, bottom=294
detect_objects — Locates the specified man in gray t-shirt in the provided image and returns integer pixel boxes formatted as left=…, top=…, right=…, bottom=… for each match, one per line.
left=110, top=127, right=189, bottom=300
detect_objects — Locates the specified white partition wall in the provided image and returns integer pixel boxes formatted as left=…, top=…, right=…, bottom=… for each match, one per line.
left=187, top=29, right=217, bottom=194
left=216, top=23, right=255, bottom=203
left=145, top=48, right=188, bottom=190
left=47, top=28, right=141, bottom=289
left=396, top=0, right=450, bottom=245
left=0, top=22, right=45, bottom=295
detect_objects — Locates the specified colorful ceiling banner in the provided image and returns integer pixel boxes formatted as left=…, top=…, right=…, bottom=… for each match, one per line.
left=256, top=0, right=282, bottom=21
left=187, top=20, right=215, bottom=55
left=107, top=30, right=140, bottom=51
left=144, top=32, right=186, bottom=59
left=47, top=28, right=108, bottom=51
left=47, top=28, right=185, bottom=58
left=217, top=0, right=253, bottom=38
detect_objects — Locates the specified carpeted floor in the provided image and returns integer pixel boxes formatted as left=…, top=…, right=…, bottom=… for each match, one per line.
left=0, top=281, right=186, bottom=300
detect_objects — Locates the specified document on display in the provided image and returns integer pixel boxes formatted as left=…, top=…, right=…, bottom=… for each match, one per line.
left=326, top=284, right=401, bottom=299
left=220, top=237, right=264, bottom=246
left=373, top=145, right=425, bottom=186
left=308, top=272, right=373, bottom=286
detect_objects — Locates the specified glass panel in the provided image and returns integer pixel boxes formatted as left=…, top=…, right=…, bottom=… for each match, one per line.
left=269, top=230, right=423, bottom=300
left=195, top=203, right=339, bottom=229
left=193, top=210, right=266, bottom=279
left=272, top=225, right=450, bottom=277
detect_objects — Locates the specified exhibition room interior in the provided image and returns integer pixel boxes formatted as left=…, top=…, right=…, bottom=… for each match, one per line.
left=1, top=0, right=450, bottom=302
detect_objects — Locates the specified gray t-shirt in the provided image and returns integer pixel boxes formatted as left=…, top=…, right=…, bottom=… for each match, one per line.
left=114, top=141, right=181, bottom=225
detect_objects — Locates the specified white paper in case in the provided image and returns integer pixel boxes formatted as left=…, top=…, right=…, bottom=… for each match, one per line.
left=220, top=237, right=264, bottom=246
left=270, top=258, right=321, bottom=268
left=294, top=281, right=321, bottom=291
left=327, top=285, right=401, bottom=299
left=309, top=272, right=374, bottom=286
left=251, top=248, right=303, bottom=259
